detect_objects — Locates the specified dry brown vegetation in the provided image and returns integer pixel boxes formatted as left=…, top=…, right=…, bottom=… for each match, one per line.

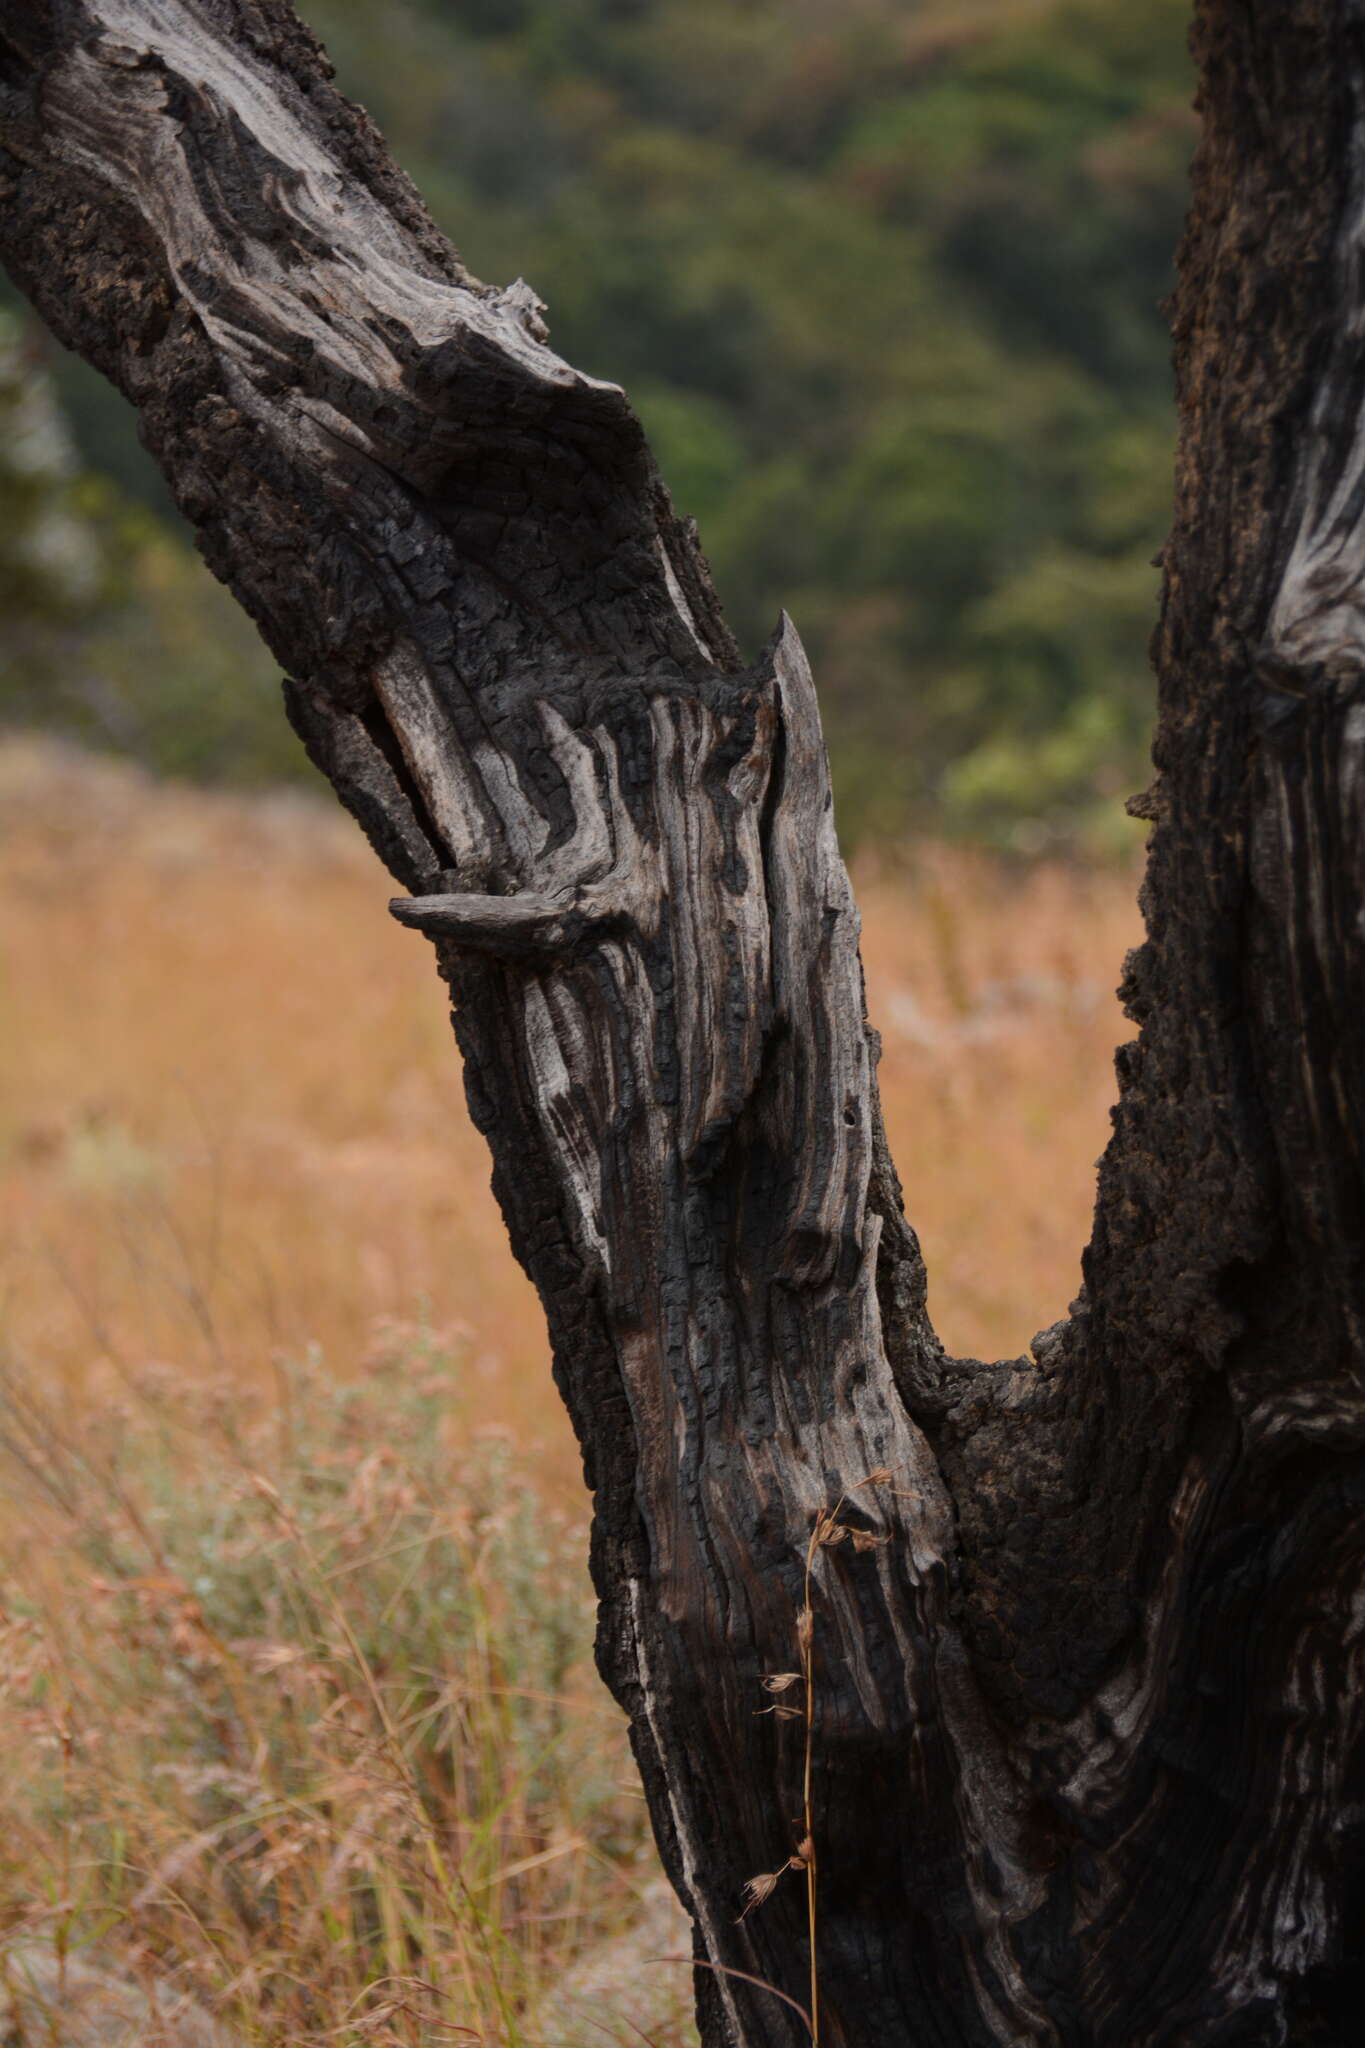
left=0, top=739, right=1142, bottom=2041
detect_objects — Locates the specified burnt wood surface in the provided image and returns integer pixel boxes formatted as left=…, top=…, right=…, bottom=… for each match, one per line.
left=2, top=2, right=1363, bottom=2041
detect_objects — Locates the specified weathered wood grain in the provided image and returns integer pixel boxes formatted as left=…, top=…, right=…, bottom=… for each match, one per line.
left=3, top=1, right=1363, bottom=2040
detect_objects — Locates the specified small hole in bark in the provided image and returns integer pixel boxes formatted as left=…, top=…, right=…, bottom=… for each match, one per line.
left=843, top=1107, right=857, bottom=1126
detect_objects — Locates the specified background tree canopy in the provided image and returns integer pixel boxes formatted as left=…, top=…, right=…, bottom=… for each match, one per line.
left=0, top=0, right=1194, bottom=848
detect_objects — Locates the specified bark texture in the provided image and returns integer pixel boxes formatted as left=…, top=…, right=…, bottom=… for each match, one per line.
left=2, top=2, right=1363, bottom=2042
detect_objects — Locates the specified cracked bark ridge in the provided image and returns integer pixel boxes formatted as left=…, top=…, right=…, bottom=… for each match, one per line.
left=3, top=0, right=1364, bottom=2041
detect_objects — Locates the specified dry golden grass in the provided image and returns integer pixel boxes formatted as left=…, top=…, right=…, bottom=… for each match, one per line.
left=0, top=1336, right=686, bottom=2046
left=0, top=736, right=1144, bottom=2040
left=0, top=740, right=561, bottom=1474
left=0, top=736, right=1141, bottom=1487
left=861, top=835, right=1142, bottom=1362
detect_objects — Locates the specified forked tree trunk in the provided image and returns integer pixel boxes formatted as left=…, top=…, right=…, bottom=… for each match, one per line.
left=3, top=2, right=1363, bottom=2041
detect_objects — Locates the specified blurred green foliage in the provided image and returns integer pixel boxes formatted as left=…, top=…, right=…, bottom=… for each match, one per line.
left=0, top=313, right=309, bottom=781
left=0, top=0, right=1195, bottom=845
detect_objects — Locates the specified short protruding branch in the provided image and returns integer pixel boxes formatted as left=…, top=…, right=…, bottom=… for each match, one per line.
left=388, top=888, right=622, bottom=959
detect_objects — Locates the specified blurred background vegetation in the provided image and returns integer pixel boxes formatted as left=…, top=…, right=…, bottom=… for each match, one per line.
left=0, top=0, right=1194, bottom=850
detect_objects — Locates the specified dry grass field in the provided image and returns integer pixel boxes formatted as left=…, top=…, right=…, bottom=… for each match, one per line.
left=0, top=737, right=1144, bottom=2042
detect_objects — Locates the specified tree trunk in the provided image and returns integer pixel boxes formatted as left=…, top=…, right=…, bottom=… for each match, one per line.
left=2, top=1, right=1363, bottom=2040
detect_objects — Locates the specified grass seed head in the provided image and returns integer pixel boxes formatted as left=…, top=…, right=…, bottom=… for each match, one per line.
left=738, top=1869, right=787, bottom=1920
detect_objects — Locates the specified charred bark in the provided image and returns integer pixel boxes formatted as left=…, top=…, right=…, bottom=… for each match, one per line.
left=2, top=2, right=1362, bottom=2041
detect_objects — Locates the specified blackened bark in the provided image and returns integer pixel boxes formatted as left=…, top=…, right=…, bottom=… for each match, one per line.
left=2, top=2, right=1363, bottom=2042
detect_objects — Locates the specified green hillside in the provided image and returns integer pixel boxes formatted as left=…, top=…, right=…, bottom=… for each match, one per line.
left=0, top=0, right=1195, bottom=846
